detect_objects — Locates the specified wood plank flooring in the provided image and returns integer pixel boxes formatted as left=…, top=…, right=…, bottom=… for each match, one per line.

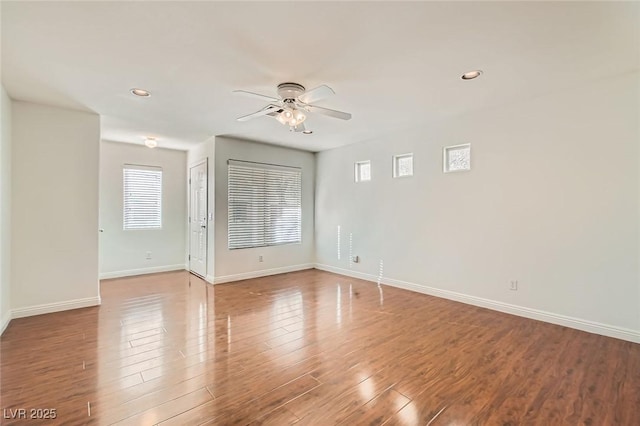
left=1, top=269, right=639, bottom=425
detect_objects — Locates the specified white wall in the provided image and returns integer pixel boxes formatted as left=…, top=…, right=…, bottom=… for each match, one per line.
left=186, top=138, right=215, bottom=282
left=0, top=87, right=12, bottom=333
left=11, top=102, right=101, bottom=316
left=315, top=72, right=640, bottom=342
left=100, top=140, right=187, bottom=278
left=214, top=136, right=315, bottom=282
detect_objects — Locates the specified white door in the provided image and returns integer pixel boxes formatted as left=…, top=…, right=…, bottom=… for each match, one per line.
left=189, top=161, right=207, bottom=278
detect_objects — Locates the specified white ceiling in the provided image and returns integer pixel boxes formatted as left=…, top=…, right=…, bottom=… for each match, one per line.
left=2, top=1, right=638, bottom=152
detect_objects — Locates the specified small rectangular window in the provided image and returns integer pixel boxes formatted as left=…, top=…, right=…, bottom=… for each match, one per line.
left=355, top=161, right=371, bottom=182
left=444, top=144, right=471, bottom=173
left=393, top=153, right=413, bottom=178
left=123, top=165, right=162, bottom=230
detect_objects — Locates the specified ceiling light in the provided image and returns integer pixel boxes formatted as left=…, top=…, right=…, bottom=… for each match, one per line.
left=276, top=106, right=307, bottom=130
left=275, top=113, right=288, bottom=125
left=292, top=114, right=306, bottom=126
left=130, top=88, right=151, bottom=97
left=144, top=137, right=157, bottom=148
left=461, top=70, right=483, bottom=80
left=302, top=130, right=313, bottom=135
left=293, top=110, right=305, bottom=121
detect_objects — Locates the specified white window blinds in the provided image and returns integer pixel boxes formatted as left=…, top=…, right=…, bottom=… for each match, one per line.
left=123, top=165, right=162, bottom=230
left=228, top=160, right=302, bottom=250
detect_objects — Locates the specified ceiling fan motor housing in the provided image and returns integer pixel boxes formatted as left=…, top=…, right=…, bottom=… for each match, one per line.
left=277, top=82, right=306, bottom=100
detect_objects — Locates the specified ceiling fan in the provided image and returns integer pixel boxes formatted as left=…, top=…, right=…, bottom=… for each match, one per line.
left=234, top=82, right=352, bottom=133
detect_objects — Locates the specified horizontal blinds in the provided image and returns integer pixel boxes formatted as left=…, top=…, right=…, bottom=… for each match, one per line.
left=228, top=160, right=301, bottom=250
left=123, top=166, right=162, bottom=230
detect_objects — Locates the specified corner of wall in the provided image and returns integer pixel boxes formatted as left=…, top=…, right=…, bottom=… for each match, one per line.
left=0, top=309, right=11, bottom=335
left=0, top=85, right=13, bottom=334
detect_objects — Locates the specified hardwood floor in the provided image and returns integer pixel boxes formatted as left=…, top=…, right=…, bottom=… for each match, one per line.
left=1, top=269, right=638, bottom=425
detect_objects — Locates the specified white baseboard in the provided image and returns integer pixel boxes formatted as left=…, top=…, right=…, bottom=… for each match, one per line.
left=205, top=275, right=215, bottom=284
left=214, top=263, right=315, bottom=284
left=315, top=264, right=381, bottom=284
left=314, top=263, right=640, bottom=344
left=11, top=296, right=101, bottom=320
left=100, top=264, right=186, bottom=280
left=1, top=310, right=11, bottom=335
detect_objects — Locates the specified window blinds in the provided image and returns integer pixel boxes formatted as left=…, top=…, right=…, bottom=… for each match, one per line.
left=123, top=165, right=163, bottom=230
left=228, top=160, right=302, bottom=249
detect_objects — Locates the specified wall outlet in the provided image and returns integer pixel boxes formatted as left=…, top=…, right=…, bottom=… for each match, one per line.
left=259, top=255, right=264, bottom=262
left=146, top=251, right=152, bottom=260
left=510, top=280, right=518, bottom=291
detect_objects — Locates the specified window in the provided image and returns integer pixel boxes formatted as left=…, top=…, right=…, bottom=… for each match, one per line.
left=393, top=153, right=413, bottom=178
left=444, top=143, right=471, bottom=173
left=228, top=160, right=301, bottom=250
left=355, top=160, right=371, bottom=182
left=123, top=165, right=162, bottom=230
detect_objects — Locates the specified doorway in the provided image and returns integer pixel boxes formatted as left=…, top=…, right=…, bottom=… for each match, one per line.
left=189, top=160, right=207, bottom=278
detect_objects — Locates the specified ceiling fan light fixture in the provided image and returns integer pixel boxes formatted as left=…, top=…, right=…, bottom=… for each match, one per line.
left=144, top=137, right=157, bottom=148
left=275, top=113, right=288, bottom=125
left=276, top=107, right=306, bottom=127
left=461, top=70, right=483, bottom=80
left=293, top=109, right=305, bottom=121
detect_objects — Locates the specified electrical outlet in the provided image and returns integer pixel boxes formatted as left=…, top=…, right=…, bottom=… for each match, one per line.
left=510, top=280, right=518, bottom=291
left=146, top=251, right=152, bottom=260
left=259, top=255, right=263, bottom=262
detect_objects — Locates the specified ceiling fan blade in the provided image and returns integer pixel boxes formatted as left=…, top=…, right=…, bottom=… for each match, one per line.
left=298, top=85, right=335, bottom=104
left=236, top=104, right=280, bottom=122
left=306, top=104, right=352, bottom=120
left=233, top=90, right=279, bottom=102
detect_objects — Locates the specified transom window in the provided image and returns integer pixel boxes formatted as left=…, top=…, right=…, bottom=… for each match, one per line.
left=444, top=144, right=471, bottom=173
left=393, top=153, right=414, bottom=178
left=355, top=160, right=371, bottom=182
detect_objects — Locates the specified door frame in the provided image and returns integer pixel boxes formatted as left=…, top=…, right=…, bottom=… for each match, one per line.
left=188, top=158, right=208, bottom=278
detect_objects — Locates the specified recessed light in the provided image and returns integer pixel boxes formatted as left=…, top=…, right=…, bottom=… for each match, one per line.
left=130, top=88, right=151, bottom=97
left=302, top=130, right=313, bottom=134
left=461, top=70, right=483, bottom=80
left=144, top=137, right=157, bottom=148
